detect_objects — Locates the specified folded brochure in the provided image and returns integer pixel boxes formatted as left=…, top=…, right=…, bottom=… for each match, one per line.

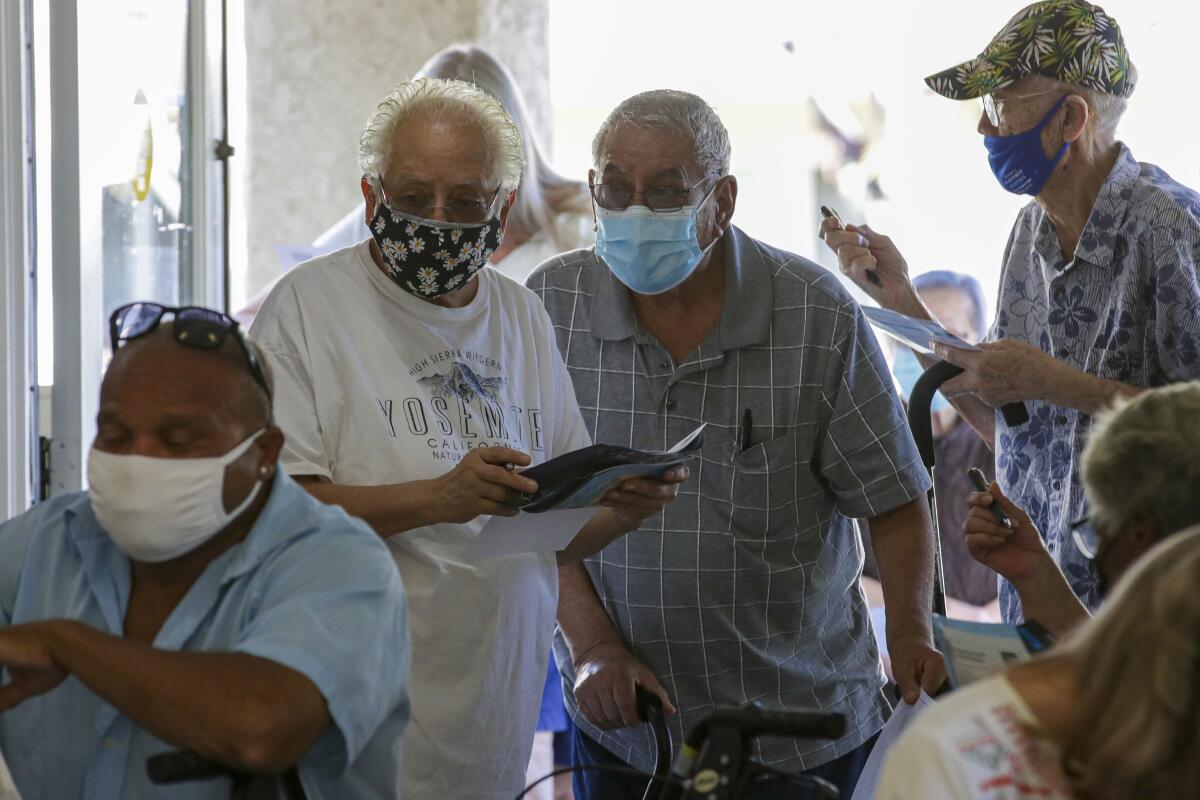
left=862, top=306, right=979, bottom=355
left=933, top=615, right=1055, bottom=689
left=518, top=424, right=705, bottom=512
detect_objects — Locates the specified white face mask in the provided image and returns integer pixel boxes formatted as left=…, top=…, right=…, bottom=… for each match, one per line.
left=88, top=429, right=268, bottom=563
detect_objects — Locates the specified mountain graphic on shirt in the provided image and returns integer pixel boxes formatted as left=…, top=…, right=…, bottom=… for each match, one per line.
left=418, top=361, right=506, bottom=403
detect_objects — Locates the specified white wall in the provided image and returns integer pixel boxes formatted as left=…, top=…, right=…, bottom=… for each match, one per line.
left=237, top=0, right=550, bottom=306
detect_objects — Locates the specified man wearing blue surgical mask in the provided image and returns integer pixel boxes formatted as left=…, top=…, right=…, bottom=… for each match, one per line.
left=823, top=0, right=1200, bottom=625
left=0, top=307, right=409, bottom=799
left=530, top=90, right=945, bottom=799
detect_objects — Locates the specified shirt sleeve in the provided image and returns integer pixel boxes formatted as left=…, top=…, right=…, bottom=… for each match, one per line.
left=547, top=320, right=592, bottom=459
left=231, top=521, right=409, bottom=774
left=248, top=280, right=333, bottom=480
left=0, top=505, right=42, bottom=627
left=1152, top=219, right=1200, bottom=383
left=816, top=302, right=932, bottom=519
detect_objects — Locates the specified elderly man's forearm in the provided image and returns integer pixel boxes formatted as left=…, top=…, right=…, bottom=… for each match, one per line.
left=1041, top=362, right=1143, bottom=415
left=557, top=509, right=632, bottom=565
left=1014, top=565, right=1091, bottom=638
left=867, top=499, right=936, bottom=636
left=46, top=621, right=331, bottom=773
left=298, top=478, right=441, bottom=536
left=557, top=562, right=624, bottom=663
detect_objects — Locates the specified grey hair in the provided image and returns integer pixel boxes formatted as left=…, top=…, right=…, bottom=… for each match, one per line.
left=416, top=46, right=588, bottom=249
left=1056, top=526, right=1200, bottom=797
left=591, top=90, right=732, bottom=177
left=358, top=77, right=524, bottom=196
left=1081, top=382, right=1200, bottom=536
left=1035, top=76, right=1127, bottom=141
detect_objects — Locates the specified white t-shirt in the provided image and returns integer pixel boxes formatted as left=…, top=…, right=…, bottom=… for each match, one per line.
left=250, top=241, right=590, bottom=799
left=877, top=675, right=1072, bottom=799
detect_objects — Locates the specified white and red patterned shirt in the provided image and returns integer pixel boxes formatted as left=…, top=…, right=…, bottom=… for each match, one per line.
left=877, top=675, right=1073, bottom=799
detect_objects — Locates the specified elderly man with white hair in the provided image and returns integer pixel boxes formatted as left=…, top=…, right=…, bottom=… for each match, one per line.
left=824, top=0, right=1200, bottom=624
left=530, top=89, right=945, bottom=799
left=249, top=77, right=686, bottom=798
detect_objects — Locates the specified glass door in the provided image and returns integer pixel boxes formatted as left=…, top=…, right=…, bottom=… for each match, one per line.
left=0, top=0, right=38, bottom=518
left=40, top=0, right=228, bottom=494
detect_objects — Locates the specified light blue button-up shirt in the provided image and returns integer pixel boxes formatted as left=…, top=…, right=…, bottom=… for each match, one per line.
left=0, top=469, right=409, bottom=800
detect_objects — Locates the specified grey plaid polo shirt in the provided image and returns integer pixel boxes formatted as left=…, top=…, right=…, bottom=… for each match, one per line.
left=529, top=226, right=932, bottom=772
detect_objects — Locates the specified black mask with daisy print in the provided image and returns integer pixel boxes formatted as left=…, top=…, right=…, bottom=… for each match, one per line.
left=368, top=204, right=503, bottom=299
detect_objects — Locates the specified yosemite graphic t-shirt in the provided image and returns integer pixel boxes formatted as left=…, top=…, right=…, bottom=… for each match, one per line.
left=250, top=241, right=590, bottom=799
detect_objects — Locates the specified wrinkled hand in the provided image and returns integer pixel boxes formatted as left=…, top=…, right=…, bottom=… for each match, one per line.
left=600, top=466, right=690, bottom=530
left=965, top=482, right=1052, bottom=586
left=573, top=642, right=676, bottom=731
left=0, top=622, right=68, bottom=711
left=887, top=633, right=947, bottom=705
left=934, top=339, right=1058, bottom=407
left=428, top=447, right=539, bottom=523
left=819, top=219, right=912, bottom=307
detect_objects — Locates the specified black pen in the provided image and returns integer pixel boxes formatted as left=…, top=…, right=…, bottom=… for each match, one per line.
left=739, top=409, right=753, bottom=452
left=820, top=205, right=882, bottom=287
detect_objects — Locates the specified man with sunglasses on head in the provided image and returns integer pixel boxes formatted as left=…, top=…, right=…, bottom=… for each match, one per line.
left=0, top=304, right=409, bottom=799
left=823, top=0, right=1200, bottom=624
left=528, top=89, right=945, bottom=799
left=249, top=78, right=686, bottom=799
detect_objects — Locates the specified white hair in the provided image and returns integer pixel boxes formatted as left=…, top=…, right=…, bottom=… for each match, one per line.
left=416, top=46, right=588, bottom=249
left=358, top=77, right=524, bottom=196
left=591, top=89, right=732, bottom=177
left=1035, top=76, right=1127, bottom=141
left=1082, top=382, right=1200, bottom=535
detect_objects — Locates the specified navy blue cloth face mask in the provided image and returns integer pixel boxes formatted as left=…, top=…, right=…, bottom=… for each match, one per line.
left=984, top=94, right=1070, bottom=196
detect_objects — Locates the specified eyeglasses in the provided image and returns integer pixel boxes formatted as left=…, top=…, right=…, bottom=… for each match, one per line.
left=376, top=176, right=502, bottom=225
left=1070, top=516, right=1102, bottom=560
left=981, top=89, right=1064, bottom=127
left=109, top=302, right=272, bottom=400
left=590, top=173, right=719, bottom=213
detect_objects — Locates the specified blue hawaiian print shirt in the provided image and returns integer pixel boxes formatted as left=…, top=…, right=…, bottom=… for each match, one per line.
left=993, top=144, right=1200, bottom=622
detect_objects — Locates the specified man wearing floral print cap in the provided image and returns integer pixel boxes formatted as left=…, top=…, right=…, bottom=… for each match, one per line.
left=823, top=0, right=1200, bottom=624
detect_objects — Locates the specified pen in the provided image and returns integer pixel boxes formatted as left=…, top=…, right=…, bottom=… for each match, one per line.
left=821, top=205, right=882, bottom=287
left=739, top=409, right=753, bottom=452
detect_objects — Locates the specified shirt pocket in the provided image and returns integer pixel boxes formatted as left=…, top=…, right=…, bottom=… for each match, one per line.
left=728, top=432, right=798, bottom=539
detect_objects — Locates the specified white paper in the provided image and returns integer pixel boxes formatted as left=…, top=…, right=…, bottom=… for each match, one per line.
left=933, top=616, right=1032, bottom=688
left=850, top=690, right=936, bottom=800
left=472, top=506, right=602, bottom=558
left=667, top=423, right=707, bottom=453
left=862, top=306, right=980, bottom=354
left=0, top=747, right=20, bottom=800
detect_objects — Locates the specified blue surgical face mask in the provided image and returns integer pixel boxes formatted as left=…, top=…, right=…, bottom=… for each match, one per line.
left=984, top=94, right=1069, bottom=196
left=594, top=187, right=720, bottom=295
left=892, top=346, right=950, bottom=413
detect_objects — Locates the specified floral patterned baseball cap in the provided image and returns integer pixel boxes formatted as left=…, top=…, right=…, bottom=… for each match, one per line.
left=924, top=0, right=1136, bottom=100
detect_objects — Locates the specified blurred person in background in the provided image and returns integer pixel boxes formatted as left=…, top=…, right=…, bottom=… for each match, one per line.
left=862, top=270, right=1000, bottom=623
left=316, top=45, right=592, bottom=281
left=877, top=525, right=1200, bottom=799
left=823, top=0, right=1200, bottom=624
left=965, top=381, right=1200, bottom=638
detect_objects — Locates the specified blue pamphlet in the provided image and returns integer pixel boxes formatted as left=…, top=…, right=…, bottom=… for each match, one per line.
left=518, top=425, right=705, bottom=512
